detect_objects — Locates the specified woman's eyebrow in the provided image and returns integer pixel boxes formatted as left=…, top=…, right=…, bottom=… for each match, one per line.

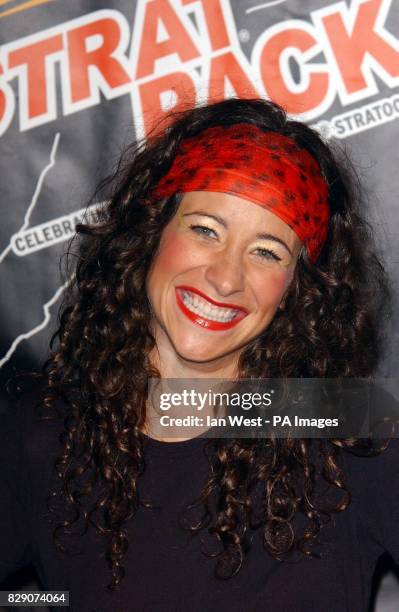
left=183, top=211, right=292, bottom=255
left=183, top=211, right=227, bottom=227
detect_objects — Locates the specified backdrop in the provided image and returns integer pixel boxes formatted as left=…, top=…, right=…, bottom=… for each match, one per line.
left=0, top=0, right=398, bottom=609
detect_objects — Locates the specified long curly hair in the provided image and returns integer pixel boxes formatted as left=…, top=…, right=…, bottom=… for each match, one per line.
left=34, top=98, right=390, bottom=589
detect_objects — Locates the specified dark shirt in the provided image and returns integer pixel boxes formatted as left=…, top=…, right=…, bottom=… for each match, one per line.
left=1, top=392, right=399, bottom=612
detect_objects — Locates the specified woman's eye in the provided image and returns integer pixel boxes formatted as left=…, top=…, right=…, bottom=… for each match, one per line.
left=255, top=248, right=282, bottom=262
left=189, top=224, right=217, bottom=238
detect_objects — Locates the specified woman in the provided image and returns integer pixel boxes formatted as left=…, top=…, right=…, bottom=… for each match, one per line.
left=1, top=97, right=398, bottom=612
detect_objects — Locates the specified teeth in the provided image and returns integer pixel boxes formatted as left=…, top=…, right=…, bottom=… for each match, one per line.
left=181, top=290, right=240, bottom=323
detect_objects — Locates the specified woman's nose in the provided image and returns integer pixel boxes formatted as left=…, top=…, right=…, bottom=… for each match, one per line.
left=204, top=249, right=245, bottom=297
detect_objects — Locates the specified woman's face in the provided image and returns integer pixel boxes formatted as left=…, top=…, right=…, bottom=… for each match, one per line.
left=146, top=191, right=302, bottom=366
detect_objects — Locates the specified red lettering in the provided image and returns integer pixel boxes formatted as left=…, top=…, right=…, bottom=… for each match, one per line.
left=321, top=0, right=399, bottom=94
left=260, top=28, right=329, bottom=114
left=209, top=52, right=259, bottom=101
left=8, top=35, right=63, bottom=119
left=181, top=0, right=230, bottom=50
left=138, top=72, right=196, bottom=136
left=67, top=17, right=131, bottom=104
left=136, top=0, right=200, bottom=79
left=0, top=62, right=12, bottom=129
left=0, top=85, right=6, bottom=126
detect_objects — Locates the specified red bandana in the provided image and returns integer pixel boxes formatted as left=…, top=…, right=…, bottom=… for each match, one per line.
left=154, top=124, right=329, bottom=263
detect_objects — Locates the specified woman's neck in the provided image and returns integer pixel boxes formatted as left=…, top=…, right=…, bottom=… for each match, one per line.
left=147, top=343, right=239, bottom=379
left=143, top=344, right=239, bottom=442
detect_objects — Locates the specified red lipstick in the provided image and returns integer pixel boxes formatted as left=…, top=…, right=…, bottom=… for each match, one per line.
left=177, top=286, right=249, bottom=312
left=175, top=286, right=248, bottom=331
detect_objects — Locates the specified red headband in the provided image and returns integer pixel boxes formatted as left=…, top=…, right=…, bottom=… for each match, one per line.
left=154, top=124, right=329, bottom=263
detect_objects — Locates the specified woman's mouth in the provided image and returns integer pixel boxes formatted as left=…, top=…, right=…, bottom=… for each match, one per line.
left=175, top=287, right=248, bottom=331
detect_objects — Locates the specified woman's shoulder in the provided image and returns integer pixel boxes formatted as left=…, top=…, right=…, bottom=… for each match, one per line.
left=341, top=437, right=399, bottom=496
left=338, top=437, right=399, bottom=562
left=0, top=383, right=68, bottom=580
left=342, top=436, right=399, bottom=469
left=0, top=384, right=66, bottom=468
left=337, top=424, right=399, bottom=488
left=337, top=381, right=399, bottom=498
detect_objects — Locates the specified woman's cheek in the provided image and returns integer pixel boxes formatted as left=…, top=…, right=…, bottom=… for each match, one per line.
left=254, top=268, right=293, bottom=305
left=157, top=230, right=210, bottom=271
left=154, top=230, right=187, bottom=272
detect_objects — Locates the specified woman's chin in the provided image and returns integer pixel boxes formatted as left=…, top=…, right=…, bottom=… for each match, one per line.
left=172, top=338, right=231, bottom=367
left=176, top=347, right=224, bottom=365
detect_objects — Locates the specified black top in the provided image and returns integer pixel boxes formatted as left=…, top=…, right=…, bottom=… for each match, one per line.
left=1, top=392, right=399, bottom=612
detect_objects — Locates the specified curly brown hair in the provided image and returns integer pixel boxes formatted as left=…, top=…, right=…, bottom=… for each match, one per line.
left=33, top=98, right=391, bottom=589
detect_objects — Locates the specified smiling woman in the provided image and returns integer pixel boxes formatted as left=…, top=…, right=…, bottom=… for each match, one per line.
left=146, top=192, right=301, bottom=371
left=1, top=98, right=398, bottom=612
